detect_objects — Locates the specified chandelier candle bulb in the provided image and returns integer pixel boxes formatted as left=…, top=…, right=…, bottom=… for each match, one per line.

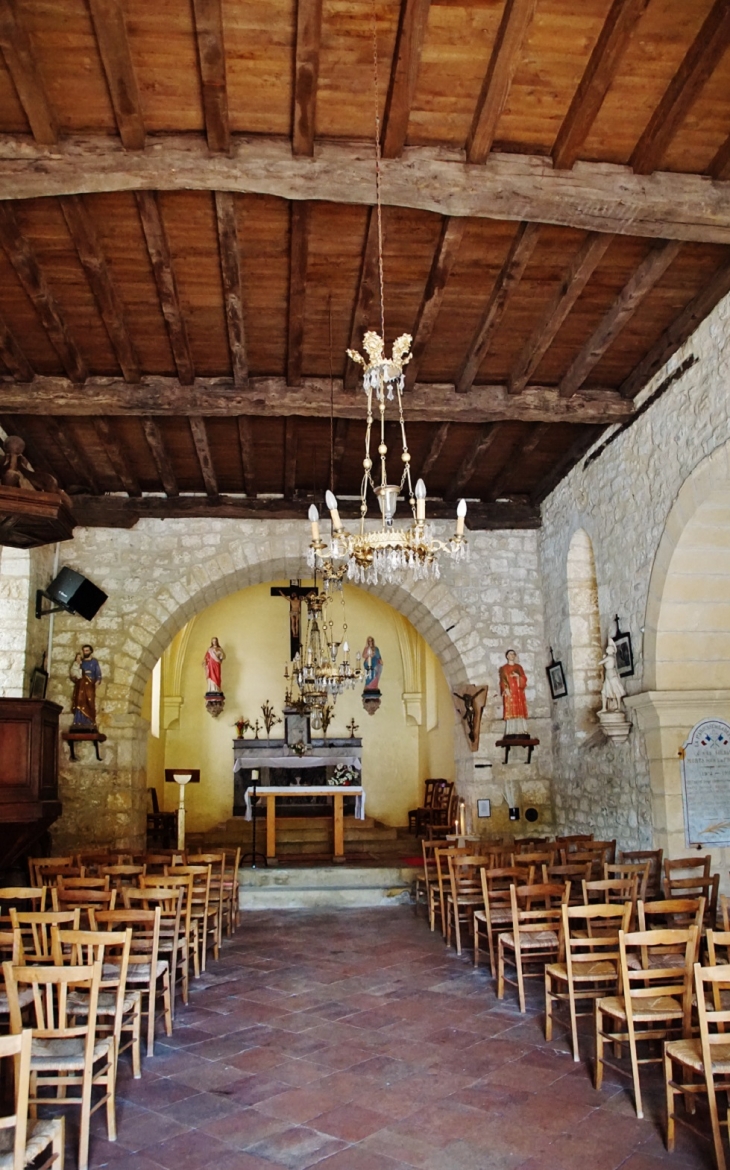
left=415, top=478, right=427, bottom=521
left=456, top=498, right=467, bottom=537
left=308, top=505, right=320, bottom=542
left=325, top=490, right=342, bottom=531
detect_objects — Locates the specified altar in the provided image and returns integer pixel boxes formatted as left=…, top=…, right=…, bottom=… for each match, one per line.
left=232, top=735, right=363, bottom=817
left=242, top=784, right=365, bottom=863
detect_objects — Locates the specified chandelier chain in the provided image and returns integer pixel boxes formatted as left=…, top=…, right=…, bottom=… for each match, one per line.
left=370, top=0, right=386, bottom=343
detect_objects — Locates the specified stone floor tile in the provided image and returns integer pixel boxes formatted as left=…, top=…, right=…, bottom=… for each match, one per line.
left=307, top=1103, right=391, bottom=1142
left=144, top=1129, right=234, bottom=1170
left=245, top=1124, right=348, bottom=1169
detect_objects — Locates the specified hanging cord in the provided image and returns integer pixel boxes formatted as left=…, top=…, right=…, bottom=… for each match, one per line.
left=328, top=293, right=335, bottom=492
left=370, top=0, right=386, bottom=342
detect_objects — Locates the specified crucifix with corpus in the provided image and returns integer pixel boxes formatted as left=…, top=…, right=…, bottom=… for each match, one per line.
left=271, top=580, right=318, bottom=660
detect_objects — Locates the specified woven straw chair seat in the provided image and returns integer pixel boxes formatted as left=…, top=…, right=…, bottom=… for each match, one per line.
left=625, top=952, right=683, bottom=970
left=0, top=1117, right=62, bottom=1169
left=0, top=988, right=34, bottom=1014
left=500, top=930, right=559, bottom=951
left=30, top=1035, right=112, bottom=1070
left=546, top=959, right=616, bottom=980
left=68, top=988, right=140, bottom=1015
left=665, top=1037, right=730, bottom=1074
left=598, top=994, right=683, bottom=1021
left=125, top=960, right=168, bottom=982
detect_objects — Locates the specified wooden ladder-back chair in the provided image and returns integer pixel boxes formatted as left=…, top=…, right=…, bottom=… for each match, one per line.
left=413, top=839, right=437, bottom=923
left=423, top=783, right=456, bottom=840
left=220, top=847, right=242, bottom=937
left=666, top=873, right=719, bottom=927
left=27, top=858, right=74, bottom=887
left=74, top=850, right=112, bottom=873
left=497, top=881, right=570, bottom=1013
left=634, top=898, right=705, bottom=968
left=408, top=778, right=441, bottom=835
left=0, top=888, right=46, bottom=928
left=187, top=853, right=226, bottom=953
left=620, top=849, right=663, bottom=898
left=432, top=846, right=467, bottom=939
left=583, top=877, right=638, bottom=922
left=595, top=926, right=698, bottom=1119
left=513, top=837, right=551, bottom=851
left=511, top=850, right=555, bottom=872
left=166, top=864, right=216, bottom=972
left=51, top=885, right=117, bottom=926
left=542, top=863, right=591, bottom=905
left=56, top=875, right=110, bottom=891
left=139, top=874, right=193, bottom=1006
left=445, top=854, right=485, bottom=956
left=144, top=851, right=185, bottom=873
left=0, top=929, right=28, bottom=1026
left=545, top=901, right=631, bottom=1061
left=122, top=885, right=186, bottom=1015
left=556, top=835, right=594, bottom=850
left=90, top=906, right=171, bottom=1057
left=101, top=865, right=146, bottom=893
left=474, top=866, right=533, bottom=978
left=0, top=1029, right=65, bottom=1170
left=9, top=910, right=81, bottom=964
left=605, top=862, right=651, bottom=902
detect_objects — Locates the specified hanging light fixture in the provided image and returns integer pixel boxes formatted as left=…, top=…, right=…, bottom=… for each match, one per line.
left=284, top=578, right=362, bottom=729
left=306, top=6, right=467, bottom=588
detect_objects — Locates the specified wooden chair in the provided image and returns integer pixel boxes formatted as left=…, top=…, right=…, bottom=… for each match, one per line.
left=29, top=861, right=83, bottom=887
left=513, top=837, right=551, bottom=852
left=433, top=846, right=467, bottom=939
left=90, top=906, right=172, bottom=1057
left=583, top=876, right=637, bottom=920
left=0, top=1029, right=65, bottom=1170
left=634, top=898, right=705, bottom=968
left=620, top=849, right=663, bottom=898
left=595, top=926, right=698, bottom=1118
left=27, top=857, right=74, bottom=886
left=413, top=839, right=438, bottom=924
left=187, top=852, right=226, bottom=953
left=422, top=782, right=455, bottom=839
left=9, top=910, right=81, bottom=964
left=555, top=834, right=594, bottom=850
left=220, top=846, right=242, bottom=936
left=605, top=862, right=650, bottom=902
left=133, top=880, right=188, bottom=1012
left=56, top=875, right=110, bottom=891
left=101, top=865, right=147, bottom=892
left=542, top=863, right=591, bottom=905
left=166, top=863, right=217, bottom=972
left=665, top=872, right=719, bottom=927
left=0, top=929, right=29, bottom=1025
left=3, top=959, right=113, bottom=1170
left=144, top=851, right=185, bottom=874
left=74, top=850, right=112, bottom=873
left=408, top=779, right=441, bottom=835
left=511, top=850, right=555, bottom=871
left=0, top=887, right=46, bottom=927
left=545, top=901, right=632, bottom=1061
left=497, top=882, right=570, bottom=1013
left=51, top=885, right=117, bottom=926
left=445, top=854, right=484, bottom=955
left=474, top=865, right=532, bottom=978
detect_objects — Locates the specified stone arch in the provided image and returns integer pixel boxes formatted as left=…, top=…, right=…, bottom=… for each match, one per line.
left=566, top=528, right=602, bottom=736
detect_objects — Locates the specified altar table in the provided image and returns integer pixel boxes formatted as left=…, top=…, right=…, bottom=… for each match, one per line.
left=244, top=785, right=365, bottom=864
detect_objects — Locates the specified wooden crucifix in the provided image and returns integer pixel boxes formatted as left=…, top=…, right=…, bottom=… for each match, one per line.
left=271, top=580, right=318, bottom=659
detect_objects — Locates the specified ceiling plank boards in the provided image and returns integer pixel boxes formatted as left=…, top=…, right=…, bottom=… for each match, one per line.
left=445, top=423, right=504, bottom=499
left=189, top=416, right=219, bottom=498
left=292, top=0, right=323, bottom=157
left=0, top=0, right=56, bottom=144
left=531, top=427, right=605, bottom=503
left=709, top=133, right=730, bottom=181
left=287, top=201, right=310, bottom=387
left=405, top=217, right=465, bottom=390
left=141, top=417, right=178, bottom=497
left=0, top=313, right=34, bottom=382
left=330, top=417, right=348, bottom=493
left=508, top=231, right=614, bottom=395
left=466, top=0, right=537, bottom=164
left=482, top=429, right=525, bottom=500
left=559, top=239, right=682, bottom=398
left=92, top=416, right=141, bottom=496
left=237, top=416, right=255, bottom=496
left=87, top=0, right=145, bottom=151
left=60, top=194, right=140, bottom=383
left=284, top=416, right=297, bottom=499
left=0, top=204, right=87, bottom=383
left=345, top=207, right=381, bottom=391
left=487, top=421, right=550, bottom=499
left=381, top=0, right=431, bottom=160
left=135, top=190, right=195, bottom=385
left=419, top=422, right=451, bottom=481
left=456, top=221, right=540, bottom=395
left=214, top=191, right=248, bottom=387
left=630, top=0, right=730, bottom=176
left=191, top=0, right=230, bottom=154
left=44, top=418, right=99, bottom=493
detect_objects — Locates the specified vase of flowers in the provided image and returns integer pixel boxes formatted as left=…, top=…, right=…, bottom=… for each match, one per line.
left=330, top=763, right=359, bottom=787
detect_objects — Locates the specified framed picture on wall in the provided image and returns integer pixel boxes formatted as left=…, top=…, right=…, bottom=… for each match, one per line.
left=613, top=618, right=634, bottom=677
left=29, top=665, right=48, bottom=699
left=546, top=649, right=567, bottom=699
left=477, top=799, right=491, bottom=818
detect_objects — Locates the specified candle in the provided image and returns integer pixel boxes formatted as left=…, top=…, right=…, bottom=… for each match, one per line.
left=456, top=498, right=467, bottom=537
left=325, top=490, right=342, bottom=532
left=308, top=504, right=320, bottom=542
left=415, top=478, right=426, bottom=522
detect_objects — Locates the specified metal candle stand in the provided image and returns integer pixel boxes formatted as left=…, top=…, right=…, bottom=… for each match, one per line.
left=241, top=769, right=267, bottom=868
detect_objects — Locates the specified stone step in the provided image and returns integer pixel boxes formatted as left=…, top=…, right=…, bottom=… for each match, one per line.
left=238, top=864, right=420, bottom=909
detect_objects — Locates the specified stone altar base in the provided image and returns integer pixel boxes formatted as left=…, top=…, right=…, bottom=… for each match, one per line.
left=238, top=864, right=419, bottom=910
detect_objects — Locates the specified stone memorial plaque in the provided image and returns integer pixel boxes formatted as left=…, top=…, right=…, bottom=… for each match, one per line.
left=680, top=718, right=730, bottom=846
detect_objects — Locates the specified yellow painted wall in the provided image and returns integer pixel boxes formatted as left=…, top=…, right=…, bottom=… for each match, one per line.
left=145, top=582, right=455, bottom=833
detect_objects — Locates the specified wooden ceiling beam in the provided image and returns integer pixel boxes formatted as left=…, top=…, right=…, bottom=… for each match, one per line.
left=0, top=313, right=33, bottom=382
left=0, top=204, right=87, bottom=383
left=405, top=217, right=465, bottom=391
left=43, top=418, right=99, bottom=493
left=0, top=375, right=633, bottom=424
left=189, top=416, right=219, bottom=498
left=559, top=239, right=681, bottom=398
left=60, top=194, right=140, bottom=383
left=482, top=429, right=525, bottom=500
left=530, top=426, right=605, bottom=503
left=445, top=423, right=504, bottom=499
left=487, top=420, right=549, bottom=499
left=630, top=0, right=730, bottom=176
left=709, top=133, right=730, bottom=181
left=192, top=0, right=230, bottom=154
left=381, top=0, right=431, bottom=160
left=3, top=135, right=730, bottom=244
left=620, top=256, right=730, bottom=400
left=418, top=422, right=451, bottom=481
left=0, top=0, right=56, bottom=144
left=292, top=0, right=323, bottom=157
left=457, top=220, right=539, bottom=394
left=345, top=207, right=381, bottom=391
left=284, top=416, right=297, bottom=499
left=236, top=416, right=255, bottom=496
left=552, top=0, right=650, bottom=171
left=141, top=417, right=178, bottom=497
left=92, top=416, right=141, bottom=496
left=87, top=0, right=145, bottom=150
left=214, top=191, right=248, bottom=387
left=135, top=191, right=194, bottom=385
left=330, top=417, right=348, bottom=493
left=466, top=0, right=536, bottom=164
left=509, top=231, right=613, bottom=395
left=287, top=201, right=309, bottom=387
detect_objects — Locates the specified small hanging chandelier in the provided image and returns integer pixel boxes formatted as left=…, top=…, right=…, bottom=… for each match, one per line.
left=284, top=586, right=362, bottom=729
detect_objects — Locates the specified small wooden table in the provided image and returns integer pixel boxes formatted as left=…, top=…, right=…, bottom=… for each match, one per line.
left=250, top=785, right=365, bottom=864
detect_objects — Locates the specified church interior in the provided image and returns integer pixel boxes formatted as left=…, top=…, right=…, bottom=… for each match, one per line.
left=1, top=0, right=730, bottom=1166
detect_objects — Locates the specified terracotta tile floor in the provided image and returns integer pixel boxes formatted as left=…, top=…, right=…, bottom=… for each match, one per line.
left=67, top=909, right=717, bottom=1170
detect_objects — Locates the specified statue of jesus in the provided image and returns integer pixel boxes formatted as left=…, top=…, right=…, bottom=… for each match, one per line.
left=203, top=637, right=225, bottom=694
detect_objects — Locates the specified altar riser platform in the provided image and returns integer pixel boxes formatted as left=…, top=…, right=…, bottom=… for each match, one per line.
left=203, top=815, right=404, bottom=858
left=238, top=864, right=419, bottom=910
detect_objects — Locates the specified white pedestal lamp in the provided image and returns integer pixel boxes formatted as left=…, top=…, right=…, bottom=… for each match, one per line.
left=172, top=772, right=193, bottom=851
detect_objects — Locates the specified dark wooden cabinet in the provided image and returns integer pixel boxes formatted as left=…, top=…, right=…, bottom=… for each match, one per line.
left=0, top=698, right=62, bottom=871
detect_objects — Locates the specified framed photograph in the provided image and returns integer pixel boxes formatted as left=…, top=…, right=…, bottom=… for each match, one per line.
left=546, top=660, right=567, bottom=700
left=477, top=798, right=491, bottom=818
left=29, top=665, right=48, bottom=699
left=614, top=629, right=634, bottom=677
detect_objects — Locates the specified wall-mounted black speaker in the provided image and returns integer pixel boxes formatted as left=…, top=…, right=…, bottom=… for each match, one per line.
left=37, top=567, right=107, bottom=622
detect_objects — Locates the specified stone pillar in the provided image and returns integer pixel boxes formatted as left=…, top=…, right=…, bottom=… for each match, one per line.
left=0, top=545, right=54, bottom=697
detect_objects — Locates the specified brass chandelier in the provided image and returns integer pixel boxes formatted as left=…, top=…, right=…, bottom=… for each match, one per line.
left=284, top=585, right=362, bottom=729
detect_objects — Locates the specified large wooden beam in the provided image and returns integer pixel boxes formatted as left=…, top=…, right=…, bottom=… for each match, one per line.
left=43, top=418, right=98, bottom=493
left=445, top=423, right=504, bottom=498
left=466, top=0, right=536, bottom=164
left=0, top=0, right=56, bottom=144
left=630, top=1, right=730, bottom=176
left=214, top=192, right=248, bottom=387
left=191, top=0, right=230, bottom=154
left=0, top=313, right=33, bottom=382
left=141, top=417, right=178, bottom=497
left=60, top=195, right=140, bottom=383
left=2, top=135, right=730, bottom=244
left=92, top=416, right=141, bottom=496
left=456, top=220, right=540, bottom=394
left=0, top=375, right=634, bottom=424
left=482, top=429, right=525, bottom=499
left=135, top=191, right=194, bottom=385
left=345, top=207, right=381, bottom=391
left=418, top=422, right=450, bottom=481
left=710, top=133, right=730, bottom=181
left=487, top=420, right=549, bottom=499
left=509, top=231, right=613, bottom=395
left=189, top=416, right=219, bottom=498
left=284, top=416, right=297, bottom=499
left=237, top=416, right=255, bottom=495
left=0, top=205, right=87, bottom=383
left=292, top=0, right=323, bottom=157
left=620, top=257, right=730, bottom=400
left=87, top=0, right=145, bottom=151
left=552, top=0, right=650, bottom=170
left=381, top=0, right=431, bottom=160
left=287, top=201, right=309, bottom=387
left=559, top=239, right=681, bottom=398
left=405, top=217, right=465, bottom=390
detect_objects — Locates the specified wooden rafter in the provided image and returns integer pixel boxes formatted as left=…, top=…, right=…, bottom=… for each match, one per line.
left=135, top=191, right=194, bottom=385
left=559, top=239, right=681, bottom=398
left=43, top=418, right=98, bottom=493
left=92, top=417, right=140, bottom=496
left=418, top=422, right=451, bottom=481
left=284, top=416, right=297, bottom=499
left=531, top=427, right=605, bottom=503
left=0, top=312, right=33, bottom=382
left=630, top=0, right=730, bottom=176
left=456, top=221, right=540, bottom=395
left=405, top=217, right=465, bottom=391
left=508, top=231, right=613, bottom=395
left=292, top=0, right=323, bottom=157
left=487, top=421, right=549, bottom=499
left=466, top=0, right=536, bottom=164
left=236, top=416, right=255, bottom=496
left=214, top=192, right=248, bottom=387
left=330, top=418, right=348, bottom=493
left=191, top=0, right=230, bottom=154
left=60, top=194, right=140, bottom=383
left=482, top=429, right=525, bottom=500
left=0, top=205, right=87, bottom=383
left=141, top=417, right=178, bottom=497
left=87, top=0, right=145, bottom=150
left=620, top=257, right=730, bottom=400
left=2, top=136, right=730, bottom=245
left=381, top=0, right=431, bottom=159
left=445, top=424, right=503, bottom=499
left=0, top=0, right=56, bottom=144
left=189, top=416, right=219, bottom=498
left=552, top=0, right=650, bottom=170
left=287, top=202, right=310, bottom=387
left=709, top=133, right=730, bottom=181
left=345, top=207, right=381, bottom=391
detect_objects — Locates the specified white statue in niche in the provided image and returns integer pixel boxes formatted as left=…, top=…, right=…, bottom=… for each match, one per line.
left=599, top=638, right=626, bottom=712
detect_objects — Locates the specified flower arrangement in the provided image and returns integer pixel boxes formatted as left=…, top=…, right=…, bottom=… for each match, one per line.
left=234, top=717, right=252, bottom=738
left=330, top=763, right=359, bottom=786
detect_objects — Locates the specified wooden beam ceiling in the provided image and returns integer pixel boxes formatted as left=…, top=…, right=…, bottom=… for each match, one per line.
left=0, top=0, right=56, bottom=144
left=189, top=416, right=219, bottom=498
left=191, top=0, right=230, bottom=154
left=445, top=424, right=504, bottom=499
left=287, top=201, right=309, bottom=387
left=345, top=207, right=381, bottom=391
left=292, top=0, right=323, bottom=157
left=44, top=418, right=99, bottom=494
left=135, top=191, right=195, bottom=385
left=141, top=417, right=178, bottom=497
left=0, top=313, right=33, bottom=382
left=710, top=134, right=730, bottom=182
left=405, top=217, right=465, bottom=391
left=214, top=191, right=248, bottom=387
left=236, top=416, right=255, bottom=496
left=418, top=422, right=451, bottom=481
left=466, top=0, right=536, bottom=164
left=283, top=417, right=297, bottom=499
left=92, top=416, right=141, bottom=497
left=87, top=0, right=145, bottom=151
left=381, top=0, right=431, bottom=160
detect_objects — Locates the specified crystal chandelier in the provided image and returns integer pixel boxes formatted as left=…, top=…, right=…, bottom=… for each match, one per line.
left=284, top=586, right=362, bottom=729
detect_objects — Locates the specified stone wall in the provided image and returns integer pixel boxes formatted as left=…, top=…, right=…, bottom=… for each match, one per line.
left=0, top=544, right=55, bottom=697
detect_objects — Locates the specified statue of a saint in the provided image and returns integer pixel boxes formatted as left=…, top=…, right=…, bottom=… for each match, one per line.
left=499, top=649, right=528, bottom=737
left=599, top=638, right=626, bottom=712
left=70, top=644, right=102, bottom=730
left=203, top=638, right=225, bottom=694
left=362, top=637, right=383, bottom=693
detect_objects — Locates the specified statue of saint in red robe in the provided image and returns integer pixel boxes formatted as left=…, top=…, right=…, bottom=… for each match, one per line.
left=499, top=649, right=528, bottom=736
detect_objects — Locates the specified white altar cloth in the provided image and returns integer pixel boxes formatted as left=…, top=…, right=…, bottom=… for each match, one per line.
left=233, top=756, right=362, bottom=771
